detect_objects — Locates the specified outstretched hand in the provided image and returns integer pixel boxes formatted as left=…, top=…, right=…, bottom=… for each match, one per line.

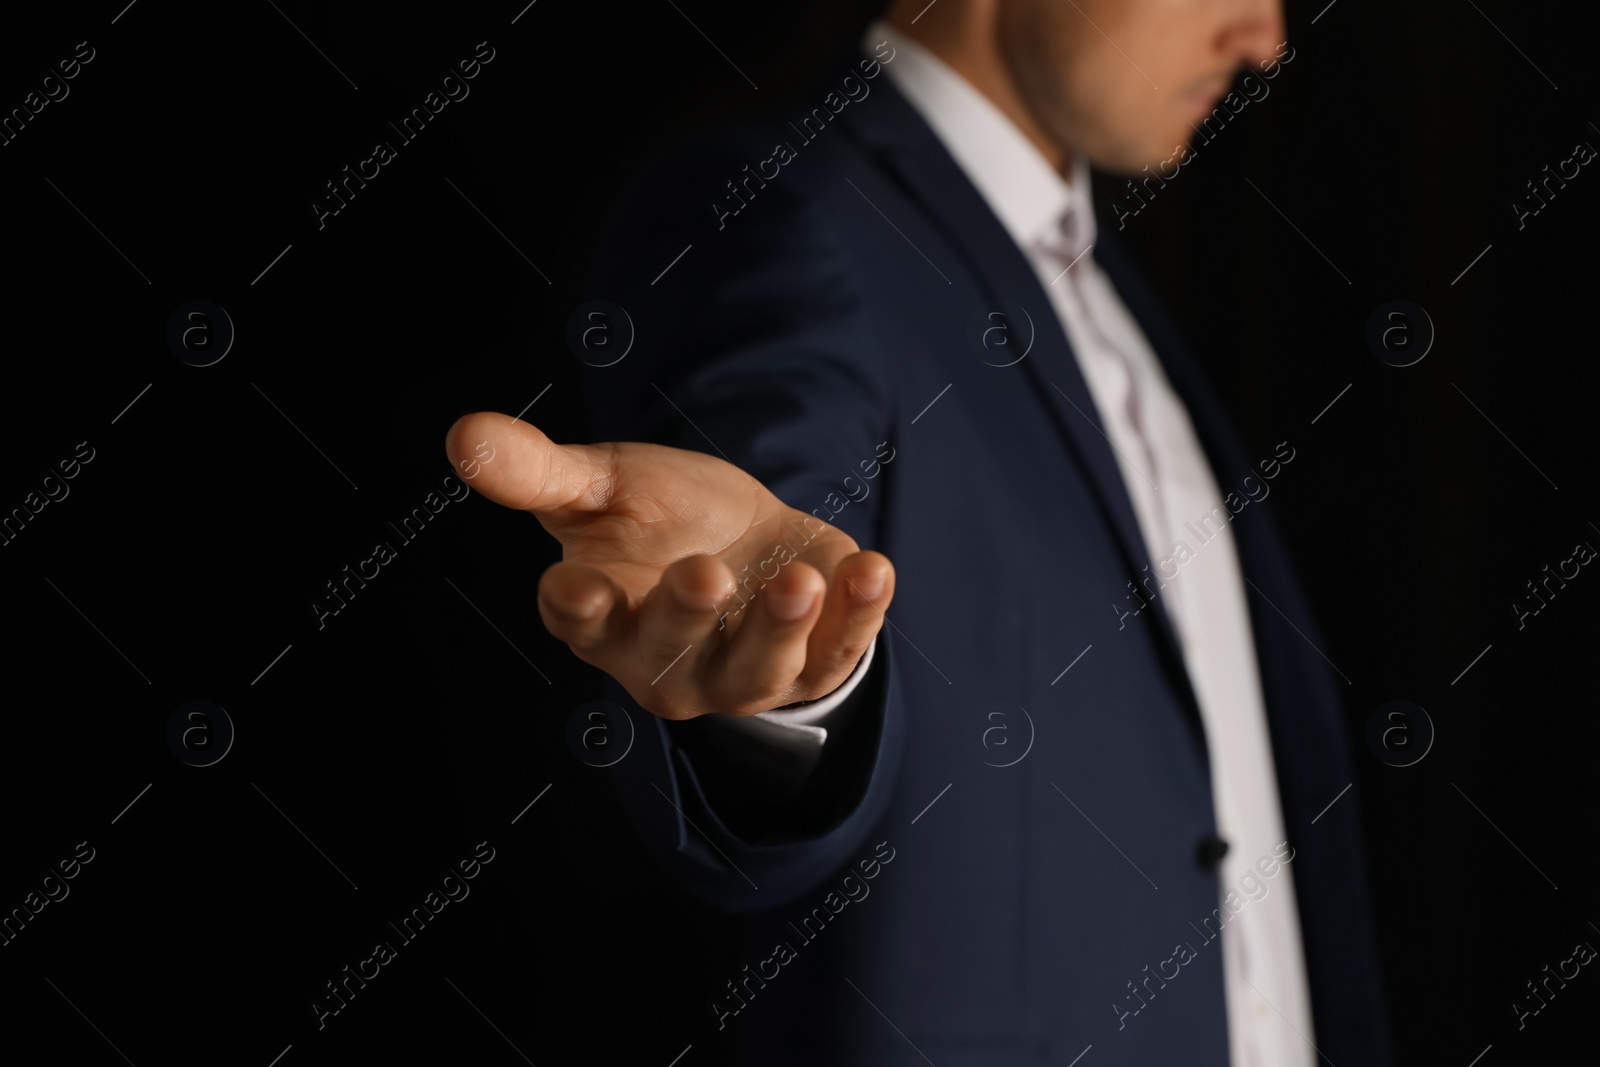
left=445, top=412, right=894, bottom=719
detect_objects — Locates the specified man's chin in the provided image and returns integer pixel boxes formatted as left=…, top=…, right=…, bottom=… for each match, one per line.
left=1085, top=126, right=1200, bottom=177
left=1087, top=146, right=1178, bottom=177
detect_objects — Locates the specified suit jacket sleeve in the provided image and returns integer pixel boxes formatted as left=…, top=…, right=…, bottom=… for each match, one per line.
left=576, top=130, right=907, bottom=914
left=690, top=627, right=879, bottom=796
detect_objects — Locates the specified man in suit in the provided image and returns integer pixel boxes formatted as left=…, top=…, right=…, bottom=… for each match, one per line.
left=447, top=0, right=1391, bottom=1063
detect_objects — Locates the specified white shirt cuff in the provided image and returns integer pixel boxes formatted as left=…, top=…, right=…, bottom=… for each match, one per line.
left=700, top=635, right=878, bottom=756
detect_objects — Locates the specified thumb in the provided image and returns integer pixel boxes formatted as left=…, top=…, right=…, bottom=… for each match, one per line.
left=445, top=411, right=616, bottom=515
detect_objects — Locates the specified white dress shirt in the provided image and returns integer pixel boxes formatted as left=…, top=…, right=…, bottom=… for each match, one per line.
left=854, top=20, right=1319, bottom=1067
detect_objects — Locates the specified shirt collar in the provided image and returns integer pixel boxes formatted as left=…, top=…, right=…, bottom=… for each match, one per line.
left=863, top=19, right=1095, bottom=256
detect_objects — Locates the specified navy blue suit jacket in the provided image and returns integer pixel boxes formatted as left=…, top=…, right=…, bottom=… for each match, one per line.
left=578, top=50, right=1391, bottom=1067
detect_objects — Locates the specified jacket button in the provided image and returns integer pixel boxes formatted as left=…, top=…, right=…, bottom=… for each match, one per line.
left=1197, top=836, right=1230, bottom=869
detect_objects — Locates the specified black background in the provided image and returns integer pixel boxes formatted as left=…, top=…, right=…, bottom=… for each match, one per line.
left=1, top=0, right=1595, bottom=1063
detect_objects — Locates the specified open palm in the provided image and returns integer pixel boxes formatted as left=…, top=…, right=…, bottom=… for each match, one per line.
left=445, top=412, right=894, bottom=719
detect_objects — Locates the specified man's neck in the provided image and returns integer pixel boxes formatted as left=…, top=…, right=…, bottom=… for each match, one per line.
left=885, top=4, right=1069, bottom=176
